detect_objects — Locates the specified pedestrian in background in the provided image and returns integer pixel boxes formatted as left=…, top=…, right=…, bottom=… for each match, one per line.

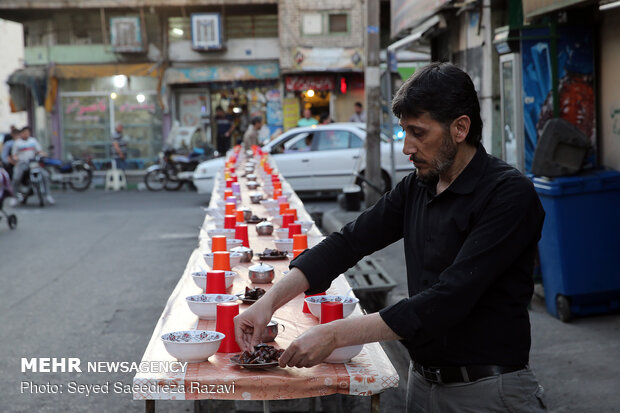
left=349, top=101, right=366, bottom=122
left=11, top=126, right=54, bottom=205
left=1, top=126, right=19, bottom=179
left=215, top=106, right=235, bottom=155
left=243, top=117, right=262, bottom=151
left=111, top=123, right=128, bottom=171
left=319, top=113, right=332, bottom=125
left=297, top=108, right=318, bottom=127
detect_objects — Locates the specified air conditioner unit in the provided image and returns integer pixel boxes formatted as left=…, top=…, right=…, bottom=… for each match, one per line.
left=191, top=13, right=223, bottom=51
left=110, top=16, right=144, bottom=53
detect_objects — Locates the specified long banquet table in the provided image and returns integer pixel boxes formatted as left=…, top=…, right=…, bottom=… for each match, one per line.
left=133, top=154, right=399, bottom=412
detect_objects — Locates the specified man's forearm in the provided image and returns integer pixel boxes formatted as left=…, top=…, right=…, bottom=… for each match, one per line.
left=262, top=267, right=310, bottom=313
left=328, top=313, right=402, bottom=347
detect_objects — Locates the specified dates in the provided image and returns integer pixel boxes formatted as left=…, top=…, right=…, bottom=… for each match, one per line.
left=259, top=248, right=287, bottom=258
left=239, top=344, right=285, bottom=365
left=244, top=287, right=266, bottom=300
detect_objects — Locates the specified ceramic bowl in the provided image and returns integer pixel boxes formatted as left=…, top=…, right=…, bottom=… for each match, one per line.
left=273, top=238, right=293, bottom=252
left=208, top=238, right=243, bottom=251
left=304, top=295, right=359, bottom=319
left=270, top=215, right=283, bottom=227
left=324, top=344, right=364, bottom=364
left=186, top=294, right=238, bottom=320
left=191, top=270, right=238, bottom=290
left=202, top=252, right=243, bottom=269
left=260, top=199, right=279, bottom=209
left=274, top=228, right=290, bottom=239
left=161, top=330, right=225, bottom=363
left=206, top=228, right=236, bottom=239
left=295, top=220, right=314, bottom=232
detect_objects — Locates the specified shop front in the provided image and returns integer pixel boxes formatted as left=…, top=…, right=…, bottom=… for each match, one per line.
left=52, top=64, right=163, bottom=170
left=282, top=47, right=365, bottom=128
left=164, top=62, right=282, bottom=152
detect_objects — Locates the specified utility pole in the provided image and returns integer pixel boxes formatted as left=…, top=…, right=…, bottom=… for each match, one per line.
left=364, top=0, right=382, bottom=206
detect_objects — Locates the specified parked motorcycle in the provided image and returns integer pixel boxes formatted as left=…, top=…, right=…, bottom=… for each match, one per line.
left=42, top=156, right=92, bottom=191
left=144, top=146, right=217, bottom=191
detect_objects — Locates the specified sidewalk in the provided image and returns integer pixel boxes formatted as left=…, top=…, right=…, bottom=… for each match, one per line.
left=321, top=205, right=620, bottom=413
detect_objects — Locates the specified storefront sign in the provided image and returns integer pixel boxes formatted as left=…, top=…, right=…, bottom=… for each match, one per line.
left=266, top=89, right=283, bottom=126
left=391, top=0, right=449, bottom=37
left=64, top=98, right=108, bottom=122
left=165, top=63, right=280, bottom=84
left=285, top=75, right=335, bottom=92
left=291, top=48, right=364, bottom=71
left=282, top=98, right=300, bottom=131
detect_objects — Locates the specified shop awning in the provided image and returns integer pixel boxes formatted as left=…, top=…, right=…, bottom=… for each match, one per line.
left=391, top=0, right=451, bottom=38
left=388, top=15, right=444, bottom=52
left=522, top=0, right=594, bottom=21
left=50, top=63, right=161, bottom=79
left=7, top=66, right=47, bottom=108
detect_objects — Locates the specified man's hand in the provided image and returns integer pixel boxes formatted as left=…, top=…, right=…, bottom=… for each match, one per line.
left=279, top=324, right=337, bottom=368
left=233, top=300, right=273, bottom=352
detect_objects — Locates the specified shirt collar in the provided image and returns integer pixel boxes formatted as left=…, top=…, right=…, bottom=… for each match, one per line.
left=446, top=143, right=488, bottom=195
left=415, top=143, right=488, bottom=195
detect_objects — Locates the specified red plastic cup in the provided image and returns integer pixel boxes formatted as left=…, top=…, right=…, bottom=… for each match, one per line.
left=288, top=223, right=302, bottom=238
left=236, top=209, right=245, bottom=223
left=279, top=202, right=290, bottom=215
left=281, top=213, right=294, bottom=229
left=211, top=235, right=227, bottom=252
left=206, top=270, right=227, bottom=294
left=224, top=215, right=236, bottom=229
left=231, top=175, right=238, bottom=183
left=303, top=292, right=326, bottom=314
left=284, top=208, right=298, bottom=221
left=224, top=189, right=233, bottom=199
left=320, top=301, right=344, bottom=324
left=213, top=251, right=231, bottom=271
left=216, top=302, right=241, bottom=353
left=225, top=179, right=233, bottom=188
left=225, top=202, right=236, bottom=216
left=292, top=234, right=307, bottom=250
left=235, top=224, right=250, bottom=248
left=272, top=188, right=282, bottom=200
left=293, top=248, right=305, bottom=258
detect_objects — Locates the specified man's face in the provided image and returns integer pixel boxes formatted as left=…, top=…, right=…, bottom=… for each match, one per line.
left=355, top=105, right=362, bottom=114
left=303, top=109, right=311, bottom=118
left=21, top=129, right=30, bottom=139
left=400, top=112, right=457, bottom=185
left=116, top=125, right=123, bottom=133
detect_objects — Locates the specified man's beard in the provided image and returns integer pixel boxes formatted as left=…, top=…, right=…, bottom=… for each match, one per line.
left=414, top=131, right=457, bottom=185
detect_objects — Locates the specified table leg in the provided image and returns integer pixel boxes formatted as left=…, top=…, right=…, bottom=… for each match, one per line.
left=370, top=394, right=380, bottom=413
left=262, top=400, right=271, bottom=413
left=145, top=400, right=155, bottom=413
left=309, top=397, right=316, bottom=413
left=194, top=400, right=202, bottom=413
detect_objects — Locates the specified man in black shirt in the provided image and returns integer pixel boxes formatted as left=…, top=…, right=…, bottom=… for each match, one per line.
left=215, top=106, right=235, bottom=155
left=235, top=63, right=546, bottom=412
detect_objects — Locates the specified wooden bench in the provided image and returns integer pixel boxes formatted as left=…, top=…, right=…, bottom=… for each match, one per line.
left=344, top=258, right=396, bottom=309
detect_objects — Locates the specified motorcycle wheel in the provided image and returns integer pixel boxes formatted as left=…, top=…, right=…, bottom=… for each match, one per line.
left=34, top=180, right=45, bottom=207
left=164, top=176, right=184, bottom=191
left=8, top=214, right=17, bottom=229
left=69, top=163, right=92, bottom=192
left=144, top=169, right=167, bottom=191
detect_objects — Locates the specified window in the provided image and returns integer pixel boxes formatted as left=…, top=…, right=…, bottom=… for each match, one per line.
left=328, top=14, right=348, bottom=33
left=315, top=130, right=350, bottom=151
left=350, top=134, right=363, bottom=148
left=302, top=13, right=322, bottom=35
left=271, top=132, right=312, bottom=154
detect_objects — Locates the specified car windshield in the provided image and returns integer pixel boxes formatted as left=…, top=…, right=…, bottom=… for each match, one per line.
left=353, top=125, right=390, bottom=143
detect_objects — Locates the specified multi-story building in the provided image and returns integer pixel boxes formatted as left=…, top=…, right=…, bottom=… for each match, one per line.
left=0, top=18, right=27, bottom=135
left=0, top=0, right=366, bottom=168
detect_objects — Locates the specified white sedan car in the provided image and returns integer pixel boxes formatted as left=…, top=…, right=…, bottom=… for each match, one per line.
left=193, top=123, right=414, bottom=194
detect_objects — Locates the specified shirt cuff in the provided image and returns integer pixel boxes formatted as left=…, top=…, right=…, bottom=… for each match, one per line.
left=289, top=248, right=333, bottom=295
left=379, top=298, right=423, bottom=341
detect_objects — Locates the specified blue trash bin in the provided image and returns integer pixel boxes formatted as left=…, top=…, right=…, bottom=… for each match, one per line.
left=532, top=169, right=620, bottom=321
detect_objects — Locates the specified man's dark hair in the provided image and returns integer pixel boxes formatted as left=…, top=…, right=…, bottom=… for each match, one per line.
left=20, top=126, right=31, bottom=133
left=251, top=116, right=262, bottom=126
left=392, top=62, right=483, bottom=145
left=216, top=106, right=224, bottom=112
left=354, top=102, right=363, bottom=109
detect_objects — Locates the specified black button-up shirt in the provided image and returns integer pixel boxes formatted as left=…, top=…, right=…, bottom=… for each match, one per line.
left=290, top=144, right=545, bottom=367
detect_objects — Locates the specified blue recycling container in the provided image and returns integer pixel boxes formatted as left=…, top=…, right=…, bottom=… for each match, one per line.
left=532, top=169, right=620, bottom=321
